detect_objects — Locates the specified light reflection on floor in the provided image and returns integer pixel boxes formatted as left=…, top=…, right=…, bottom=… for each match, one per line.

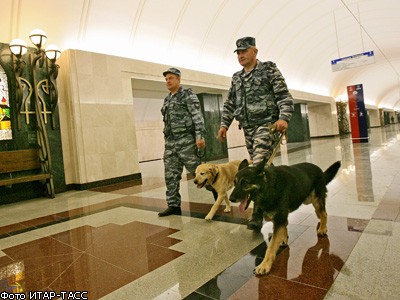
left=0, top=126, right=400, bottom=299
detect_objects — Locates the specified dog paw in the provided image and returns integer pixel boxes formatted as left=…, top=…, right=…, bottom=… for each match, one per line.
left=205, top=215, right=213, bottom=221
left=317, top=227, right=327, bottom=235
left=317, top=222, right=328, bottom=236
left=223, top=207, right=231, bottom=213
left=281, top=235, right=288, bottom=246
left=254, top=263, right=271, bottom=275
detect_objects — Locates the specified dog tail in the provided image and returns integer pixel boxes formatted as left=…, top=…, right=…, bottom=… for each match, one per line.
left=324, top=161, right=341, bottom=184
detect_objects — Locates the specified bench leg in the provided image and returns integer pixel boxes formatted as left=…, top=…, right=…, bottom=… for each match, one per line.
left=45, top=177, right=55, bottom=198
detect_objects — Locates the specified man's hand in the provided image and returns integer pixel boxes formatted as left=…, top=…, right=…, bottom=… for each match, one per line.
left=217, top=127, right=227, bottom=142
left=274, top=120, right=288, bottom=133
left=196, top=138, right=205, bottom=149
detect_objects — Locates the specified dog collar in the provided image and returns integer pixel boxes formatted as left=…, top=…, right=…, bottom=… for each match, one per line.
left=212, top=170, right=219, bottom=185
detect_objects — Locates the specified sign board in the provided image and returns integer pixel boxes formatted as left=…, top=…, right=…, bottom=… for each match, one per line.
left=347, top=84, right=369, bottom=143
left=331, top=51, right=375, bottom=72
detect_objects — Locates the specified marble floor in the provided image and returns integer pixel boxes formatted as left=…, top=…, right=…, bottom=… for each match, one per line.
left=1, top=125, right=400, bottom=300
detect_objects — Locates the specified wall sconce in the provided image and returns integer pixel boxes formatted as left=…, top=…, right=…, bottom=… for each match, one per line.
left=9, top=29, right=61, bottom=129
left=29, top=29, right=47, bottom=51
left=9, top=39, right=28, bottom=57
left=45, top=44, right=61, bottom=61
left=8, top=29, right=61, bottom=197
left=8, top=39, right=28, bottom=126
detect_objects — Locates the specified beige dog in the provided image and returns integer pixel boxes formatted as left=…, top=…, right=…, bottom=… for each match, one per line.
left=194, top=160, right=242, bottom=221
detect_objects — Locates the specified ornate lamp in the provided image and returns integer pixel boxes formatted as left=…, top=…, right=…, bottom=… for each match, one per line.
left=9, top=39, right=28, bottom=58
left=29, top=29, right=47, bottom=51
left=7, top=29, right=60, bottom=198
left=45, top=44, right=61, bottom=61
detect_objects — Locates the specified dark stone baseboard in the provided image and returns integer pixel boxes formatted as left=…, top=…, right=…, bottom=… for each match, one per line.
left=66, top=173, right=142, bottom=191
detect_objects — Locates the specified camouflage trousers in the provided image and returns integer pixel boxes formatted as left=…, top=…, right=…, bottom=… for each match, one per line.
left=243, top=124, right=276, bottom=224
left=163, top=133, right=200, bottom=207
left=243, top=124, right=275, bottom=166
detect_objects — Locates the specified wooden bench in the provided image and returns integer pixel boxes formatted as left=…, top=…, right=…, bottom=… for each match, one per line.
left=0, top=149, right=55, bottom=198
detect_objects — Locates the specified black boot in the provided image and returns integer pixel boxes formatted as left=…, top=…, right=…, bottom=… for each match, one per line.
left=247, top=206, right=263, bottom=231
left=158, top=206, right=182, bottom=217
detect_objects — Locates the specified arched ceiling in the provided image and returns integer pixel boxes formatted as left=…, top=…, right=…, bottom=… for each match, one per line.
left=2, top=0, right=400, bottom=110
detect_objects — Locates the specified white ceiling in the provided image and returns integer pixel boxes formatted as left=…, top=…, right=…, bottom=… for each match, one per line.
left=2, top=0, right=400, bottom=110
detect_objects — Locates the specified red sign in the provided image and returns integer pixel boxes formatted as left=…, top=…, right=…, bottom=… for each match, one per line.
left=347, top=84, right=369, bottom=143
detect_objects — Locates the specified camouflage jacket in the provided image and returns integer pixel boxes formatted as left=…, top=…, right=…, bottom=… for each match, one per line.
left=221, top=60, right=294, bottom=129
left=161, top=86, right=205, bottom=139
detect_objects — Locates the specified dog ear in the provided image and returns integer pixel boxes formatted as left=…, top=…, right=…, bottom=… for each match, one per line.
left=209, top=165, right=218, bottom=178
left=239, top=159, right=249, bottom=170
left=254, top=158, right=267, bottom=173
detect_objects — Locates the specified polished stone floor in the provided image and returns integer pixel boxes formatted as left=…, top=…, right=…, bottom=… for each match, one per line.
left=1, top=125, right=400, bottom=299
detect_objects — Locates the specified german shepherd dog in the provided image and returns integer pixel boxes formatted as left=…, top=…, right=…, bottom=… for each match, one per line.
left=230, top=159, right=341, bottom=275
left=194, top=160, right=242, bottom=221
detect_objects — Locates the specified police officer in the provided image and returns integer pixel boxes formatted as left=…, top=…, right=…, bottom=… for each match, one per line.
left=217, top=37, right=294, bottom=230
left=159, top=67, right=206, bottom=217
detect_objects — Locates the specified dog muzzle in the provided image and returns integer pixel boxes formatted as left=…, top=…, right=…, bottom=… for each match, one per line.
left=195, top=180, right=207, bottom=189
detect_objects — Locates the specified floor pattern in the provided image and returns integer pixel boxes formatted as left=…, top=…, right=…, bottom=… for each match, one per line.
left=1, top=125, right=400, bottom=299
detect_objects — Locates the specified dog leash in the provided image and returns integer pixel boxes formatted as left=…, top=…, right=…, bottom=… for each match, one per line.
left=197, top=147, right=206, bottom=164
left=266, top=125, right=287, bottom=167
left=196, top=125, right=284, bottom=165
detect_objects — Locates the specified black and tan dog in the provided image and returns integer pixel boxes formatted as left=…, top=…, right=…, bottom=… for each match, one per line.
left=230, top=159, right=341, bottom=275
left=194, top=160, right=242, bottom=221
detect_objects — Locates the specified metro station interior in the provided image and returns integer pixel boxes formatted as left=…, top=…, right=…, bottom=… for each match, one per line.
left=1, top=1, right=400, bottom=299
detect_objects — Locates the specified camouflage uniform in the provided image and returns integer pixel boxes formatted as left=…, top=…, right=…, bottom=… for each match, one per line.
left=221, top=60, right=294, bottom=165
left=162, top=86, right=205, bottom=207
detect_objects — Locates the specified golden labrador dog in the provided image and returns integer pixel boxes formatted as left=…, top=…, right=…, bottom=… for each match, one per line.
left=194, top=160, right=242, bottom=221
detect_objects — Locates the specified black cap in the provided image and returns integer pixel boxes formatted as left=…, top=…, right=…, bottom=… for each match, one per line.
left=234, top=37, right=256, bottom=53
left=163, top=67, right=181, bottom=77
